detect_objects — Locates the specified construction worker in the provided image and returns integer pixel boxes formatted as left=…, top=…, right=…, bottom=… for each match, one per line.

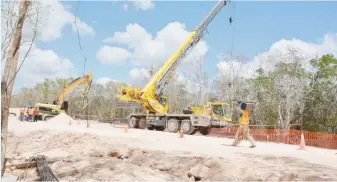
left=33, top=107, right=39, bottom=122
left=24, top=106, right=29, bottom=121
left=28, top=107, right=34, bottom=122
left=232, top=102, right=256, bottom=148
left=19, top=106, right=25, bottom=121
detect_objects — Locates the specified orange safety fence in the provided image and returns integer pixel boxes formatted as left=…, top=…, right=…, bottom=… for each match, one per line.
left=210, top=128, right=337, bottom=150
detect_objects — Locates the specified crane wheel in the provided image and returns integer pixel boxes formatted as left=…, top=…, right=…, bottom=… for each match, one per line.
left=167, top=119, right=180, bottom=133
left=181, top=120, right=196, bottom=135
left=199, top=127, right=212, bottom=135
left=128, top=117, right=138, bottom=128
left=138, top=118, right=147, bottom=129
left=155, top=126, right=165, bottom=131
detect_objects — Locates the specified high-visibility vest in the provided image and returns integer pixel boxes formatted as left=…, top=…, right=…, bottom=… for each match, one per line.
left=239, top=109, right=249, bottom=125
left=28, top=109, right=34, bottom=115
left=20, top=107, right=25, bottom=113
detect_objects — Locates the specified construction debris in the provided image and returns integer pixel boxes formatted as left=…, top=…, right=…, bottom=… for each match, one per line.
left=35, top=155, right=58, bottom=181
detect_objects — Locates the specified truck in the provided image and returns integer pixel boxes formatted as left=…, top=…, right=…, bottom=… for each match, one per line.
left=117, top=0, right=231, bottom=135
left=35, top=72, right=93, bottom=120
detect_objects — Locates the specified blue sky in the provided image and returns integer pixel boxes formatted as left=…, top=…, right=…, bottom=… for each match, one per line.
left=13, top=1, right=337, bottom=89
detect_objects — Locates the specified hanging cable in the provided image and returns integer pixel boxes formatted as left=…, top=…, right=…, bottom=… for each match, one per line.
left=74, top=1, right=89, bottom=119
left=230, top=1, right=236, bottom=60
left=74, top=1, right=87, bottom=77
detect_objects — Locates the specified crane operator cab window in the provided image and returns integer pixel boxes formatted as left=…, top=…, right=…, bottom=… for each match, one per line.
left=158, top=95, right=167, bottom=106
left=212, top=104, right=231, bottom=117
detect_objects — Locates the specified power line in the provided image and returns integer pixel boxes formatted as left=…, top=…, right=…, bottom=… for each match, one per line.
left=230, top=1, right=236, bottom=60
left=74, top=1, right=90, bottom=122
left=74, top=1, right=87, bottom=77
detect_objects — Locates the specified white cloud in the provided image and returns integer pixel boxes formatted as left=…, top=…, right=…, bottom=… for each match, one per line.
left=103, top=22, right=208, bottom=67
left=72, top=17, right=95, bottom=36
left=14, top=0, right=96, bottom=42
left=96, top=77, right=116, bottom=86
left=96, top=46, right=131, bottom=65
left=129, top=68, right=150, bottom=81
left=132, top=0, right=155, bottom=11
left=13, top=44, right=77, bottom=87
left=123, top=4, right=129, bottom=12
left=217, top=33, right=337, bottom=78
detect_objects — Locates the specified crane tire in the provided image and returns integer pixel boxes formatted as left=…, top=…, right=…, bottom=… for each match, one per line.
left=138, top=117, right=147, bottom=129
left=181, top=120, right=196, bottom=135
left=129, top=117, right=138, bottom=128
left=167, top=118, right=180, bottom=133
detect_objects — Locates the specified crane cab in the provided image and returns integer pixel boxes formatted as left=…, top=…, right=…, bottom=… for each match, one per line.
left=185, top=102, right=232, bottom=122
left=210, top=102, right=232, bottom=122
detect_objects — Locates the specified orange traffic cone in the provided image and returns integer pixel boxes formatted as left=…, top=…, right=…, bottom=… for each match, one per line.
left=69, top=120, right=72, bottom=126
left=298, top=133, right=306, bottom=150
left=124, top=125, right=128, bottom=133
left=179, top=129, right=184, bottom=138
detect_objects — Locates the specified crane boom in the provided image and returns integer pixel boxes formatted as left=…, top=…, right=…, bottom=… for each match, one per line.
left=144, top=0, right=227, bottom=97
left=119, top=0, right=228, bottom=114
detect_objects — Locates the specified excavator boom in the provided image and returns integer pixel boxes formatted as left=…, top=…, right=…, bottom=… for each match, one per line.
left=35, top=72, right=93, bottom=121
left=58, top=72, right=93, bottom=106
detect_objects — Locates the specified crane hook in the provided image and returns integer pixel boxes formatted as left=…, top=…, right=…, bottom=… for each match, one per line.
left=229, top=16, right=233, bottom=25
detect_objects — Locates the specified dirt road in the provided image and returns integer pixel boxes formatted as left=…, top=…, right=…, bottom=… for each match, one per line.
left=4, top=114, right=337, bottom=181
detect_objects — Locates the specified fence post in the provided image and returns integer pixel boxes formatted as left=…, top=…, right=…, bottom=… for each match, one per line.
left=267, top=135, right=269, bottom=142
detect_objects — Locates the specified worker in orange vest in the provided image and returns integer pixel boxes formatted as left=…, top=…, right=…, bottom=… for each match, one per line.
left=28, top=107, right=34, bottom=122
left=232, top=102, right=256, bottom=148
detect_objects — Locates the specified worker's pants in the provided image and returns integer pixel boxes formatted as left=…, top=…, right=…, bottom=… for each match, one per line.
left=20, top=113, right=24, bottom=121
left=232, top=124, right=256, bottom=146
left=34, top=115, right=38, bottom=122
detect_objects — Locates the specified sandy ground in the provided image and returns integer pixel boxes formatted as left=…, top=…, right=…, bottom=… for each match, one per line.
left=4, top=110, right=337, bottom=181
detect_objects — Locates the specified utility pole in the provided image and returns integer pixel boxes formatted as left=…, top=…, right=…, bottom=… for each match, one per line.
left=1, top=0, right=31, bottom=176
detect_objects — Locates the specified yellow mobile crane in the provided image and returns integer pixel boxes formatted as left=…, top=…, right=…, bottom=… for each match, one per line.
left=35, top=72, right=93, bottom=120
left=118, top=0, right=231, bottom=135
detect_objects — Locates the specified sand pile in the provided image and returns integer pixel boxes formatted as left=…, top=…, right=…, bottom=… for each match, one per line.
left=47, top=113, right=74, bottom=125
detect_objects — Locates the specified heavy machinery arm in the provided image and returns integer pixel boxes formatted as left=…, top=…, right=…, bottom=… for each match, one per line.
left=58, top=72, right=93, bottom=106
left=35, top=72, right=93, bottom=120
left=120, top=0, right=228, bottom=114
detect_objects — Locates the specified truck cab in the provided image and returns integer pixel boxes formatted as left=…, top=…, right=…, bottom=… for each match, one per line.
left=210, top=102, right=232, bottom=122
left=185, top=102, right=232, bottom=123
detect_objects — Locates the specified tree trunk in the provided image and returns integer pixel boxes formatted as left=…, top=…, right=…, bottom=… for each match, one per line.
left=1, top=0, right=30, bottom=176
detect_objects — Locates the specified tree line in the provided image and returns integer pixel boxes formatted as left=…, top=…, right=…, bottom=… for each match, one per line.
left=10, top=53, right=337, bottom=133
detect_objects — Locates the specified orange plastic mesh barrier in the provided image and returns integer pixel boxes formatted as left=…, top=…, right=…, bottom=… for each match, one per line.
left=210, top=128, right=337, bottom=149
